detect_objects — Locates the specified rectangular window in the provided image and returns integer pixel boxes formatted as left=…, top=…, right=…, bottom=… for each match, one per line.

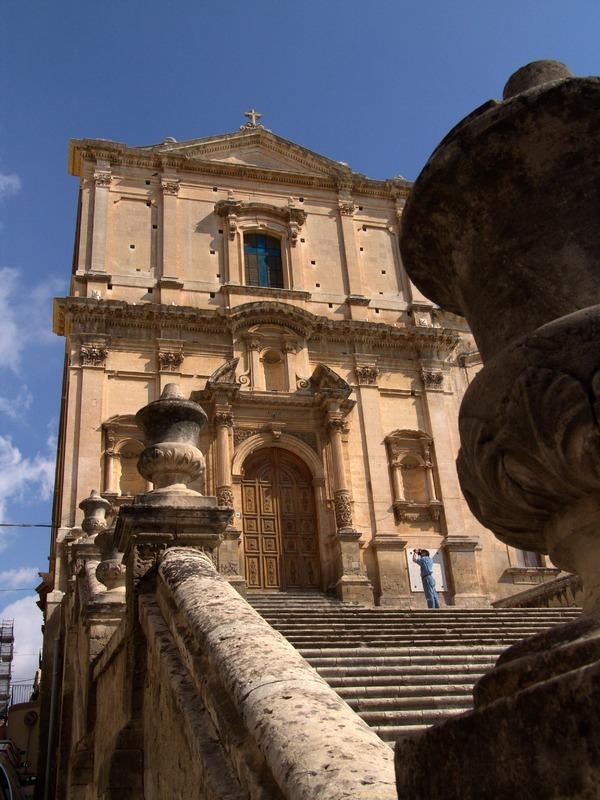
left=244, top=233, right=283, bottom=288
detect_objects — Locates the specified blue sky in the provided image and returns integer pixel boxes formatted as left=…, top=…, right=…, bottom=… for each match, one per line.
left=1, top=0, right=599, bottom=679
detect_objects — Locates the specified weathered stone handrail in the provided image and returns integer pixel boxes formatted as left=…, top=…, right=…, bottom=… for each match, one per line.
left=493, top=573, right=583, bottom=609
left=154, top=547, right=396, bottom=800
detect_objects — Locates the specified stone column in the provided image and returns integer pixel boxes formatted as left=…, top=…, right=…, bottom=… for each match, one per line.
left=337, top=199, right=365, bottom=307
left=213, top=406, right=245, bottom=596
left=246, top=337, right=263, bottom=390
left=326, top=413, right=373, bottom=604
left=75, top=336, right=109, bottom=512
left=103, top=429, right=117, bottom=495
left=214, top=406, right=234, bottom=507
left=159, top=176, right=183, bottom=301
left=90, top=164, right=111, bottom=275
left=283, top=341, right=298, bottom=393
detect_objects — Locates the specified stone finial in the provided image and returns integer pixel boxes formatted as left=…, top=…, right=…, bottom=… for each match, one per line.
left=136, top=383, right=207, bottom=494
left=95, top=526, right=126, bottom=598
left=79, top=490, right=110, bottom=541
left=502, top=59, right=573, bottom=99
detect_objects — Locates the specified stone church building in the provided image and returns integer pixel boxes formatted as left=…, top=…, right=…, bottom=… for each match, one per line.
left=50, top=113, right=552, bottom=611
left=34, top=112, right=567, bottom=797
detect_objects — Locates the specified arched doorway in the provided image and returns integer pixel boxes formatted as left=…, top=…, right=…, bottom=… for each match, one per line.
left=241, top=448, right=321, bottom=591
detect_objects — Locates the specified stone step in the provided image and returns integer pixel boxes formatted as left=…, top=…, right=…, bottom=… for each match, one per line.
left=346, top=693, right=472, bottom=711
left=359, top=707, right=468, bottom=727
left=336, top=683, right=475, bottom=699
left=297, top=645, right=505, bottom=657
left=372, top=724, right=429, bottom=743
left=317, top=664, right=492, bottom=680
left=304, top=653, right=498, bottom=668
left=248, top=593, right=580, bottom=745
left=330, top=673, right=486, bottom=689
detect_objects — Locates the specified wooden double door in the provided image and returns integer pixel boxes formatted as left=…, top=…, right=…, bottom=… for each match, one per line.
left=241, top=448, right=321, bottom=590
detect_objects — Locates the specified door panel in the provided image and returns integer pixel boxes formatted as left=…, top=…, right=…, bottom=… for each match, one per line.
left=242, top=448, right=320, bottom=590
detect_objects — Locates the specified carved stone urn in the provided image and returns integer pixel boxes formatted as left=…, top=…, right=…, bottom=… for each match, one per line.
left=136, top=382, right=207, bottom=498
left=95, top=525, right=126, bottom=599
left=395, top=61, right=600, bottom=797
left=79, top=489, right=110, bottom=542
left=116, top=384, right=232, bottom=592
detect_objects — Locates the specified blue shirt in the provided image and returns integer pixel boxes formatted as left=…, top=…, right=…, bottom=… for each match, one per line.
left=416, top=556, right=434, bottom=577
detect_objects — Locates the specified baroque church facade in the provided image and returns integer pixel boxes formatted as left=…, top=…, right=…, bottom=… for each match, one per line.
left=48, top=113, right=556, bottom=614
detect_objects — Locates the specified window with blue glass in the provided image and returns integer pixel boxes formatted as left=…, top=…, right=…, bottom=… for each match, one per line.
left=244, top=233, right=284, bottom=288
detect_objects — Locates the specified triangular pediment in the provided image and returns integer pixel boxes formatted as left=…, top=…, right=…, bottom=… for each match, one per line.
left=149, top=128, right=348, bottom=178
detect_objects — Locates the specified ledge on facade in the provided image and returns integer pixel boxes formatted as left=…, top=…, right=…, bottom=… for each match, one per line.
left=493, top=573, right=582, bottom=608
left=53, top=296, right=460, bottom=359
left=158, top=276, right=184, bottom=289
left=75, top=270, right=113, bottom=284
left=501, top=566, right=561, bottom=585
left=392, top=500, right=443, bottom=525
left=346, top=294, right=370, bottom=306
left=222, top=283, right=311, bottom=302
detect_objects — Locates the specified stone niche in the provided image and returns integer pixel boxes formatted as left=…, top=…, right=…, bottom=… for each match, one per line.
left=385, top=429, right=443, bottom=529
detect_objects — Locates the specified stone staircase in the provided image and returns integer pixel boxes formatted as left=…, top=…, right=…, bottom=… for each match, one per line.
left=247, top=592, right=581, bottom=744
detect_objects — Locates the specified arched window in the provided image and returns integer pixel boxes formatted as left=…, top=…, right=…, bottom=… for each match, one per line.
left=244, top=233, right=283, bottom=288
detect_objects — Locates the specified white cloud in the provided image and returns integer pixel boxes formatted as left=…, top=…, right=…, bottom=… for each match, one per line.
left=0, top=173, right=21, bottom=200
left=0, top=385, right=33, bottom=420
left=0, top=267, right=65, bottom=373
left=0, top=595, right=42, bottom=682
left=0, top=435, right=55, bottom=552
left=0, top=567, right=39, bottom=589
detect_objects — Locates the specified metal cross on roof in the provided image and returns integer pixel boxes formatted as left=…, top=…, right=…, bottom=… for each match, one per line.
left=244, top=108, right=262, bottom=127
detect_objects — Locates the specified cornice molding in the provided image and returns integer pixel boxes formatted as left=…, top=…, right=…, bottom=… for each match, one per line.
left=68, top=136, right=412, bottom=200
left=53, top=297, right=460, bottom=357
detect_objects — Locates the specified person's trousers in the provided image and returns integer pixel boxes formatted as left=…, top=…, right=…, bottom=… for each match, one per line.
left=422, top=574, right=440, bottom=608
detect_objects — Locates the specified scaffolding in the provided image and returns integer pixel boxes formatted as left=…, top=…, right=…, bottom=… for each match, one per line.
left=0, top=619, right=14, bottom=721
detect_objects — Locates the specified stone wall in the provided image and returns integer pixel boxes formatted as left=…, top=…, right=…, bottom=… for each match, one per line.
left=60, top=546, right=395, bottom=799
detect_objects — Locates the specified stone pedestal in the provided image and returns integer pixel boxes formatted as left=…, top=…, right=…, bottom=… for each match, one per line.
left=371, top=536, right=412, bottom=607
left=332, top=530, right=373, bottom=604
left=442, top=535, right=487, bottom=607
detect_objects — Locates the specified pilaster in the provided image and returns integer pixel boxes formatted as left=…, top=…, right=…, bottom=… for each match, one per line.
left=90, top=162, right=111, bottom=275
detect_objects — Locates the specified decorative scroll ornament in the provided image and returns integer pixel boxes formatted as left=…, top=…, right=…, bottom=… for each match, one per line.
left=93, top=171, right=112, bottom=188
left=80, top=345, right=108, bottom=367
left=158, top=351, right=184, bottom=371
left=216, top=486, right=234, bottom=507
left=161, top=179, right=180, bottom=195
left=421, top=369, right=444, bottom=389
left=206, top=358, right=239, bottom=388
left=214, top=410, right=234, bottom=428
left=334, top=489, right=354, bottom=529
left=338, top=200, right=355, bottom=217
left=458, top=366, right=600, bottom=549
left=355, top=365, right=379, bottom=385
left=327, top=416, right=348, bottom=434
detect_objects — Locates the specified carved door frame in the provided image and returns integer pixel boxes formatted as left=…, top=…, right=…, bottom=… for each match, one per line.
left=241, top=448, right=321, bottom=591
